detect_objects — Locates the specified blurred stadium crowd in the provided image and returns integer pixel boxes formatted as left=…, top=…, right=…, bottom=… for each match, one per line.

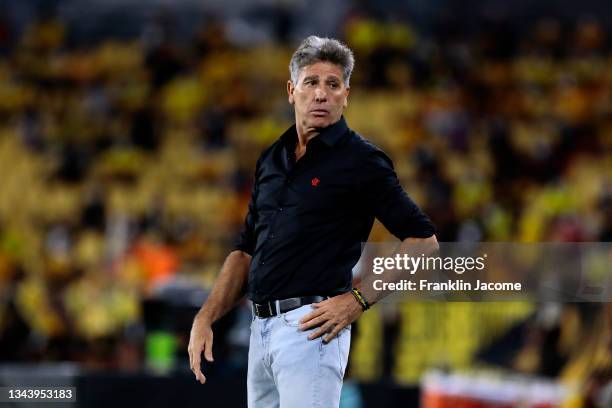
left=0, top=4, right=610, bottom=405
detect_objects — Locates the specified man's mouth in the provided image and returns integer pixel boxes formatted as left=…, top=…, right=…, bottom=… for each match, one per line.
left=310, top=109, right=329, bottom=115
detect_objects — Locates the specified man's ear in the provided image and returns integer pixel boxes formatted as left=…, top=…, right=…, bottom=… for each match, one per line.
left=287, top=80, right=294, bottom=105
left=343, top=86, right=350, bottom=108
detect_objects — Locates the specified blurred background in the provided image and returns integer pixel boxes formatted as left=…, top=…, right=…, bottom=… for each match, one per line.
left=0, top=0, right=611, bottom=407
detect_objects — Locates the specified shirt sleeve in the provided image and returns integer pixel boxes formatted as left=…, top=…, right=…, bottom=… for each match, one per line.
left=234, top=158, right=262, bottom=256
left=363, top=149, right=436, bottom=240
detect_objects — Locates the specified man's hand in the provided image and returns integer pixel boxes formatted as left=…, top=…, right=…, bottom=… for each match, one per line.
left=188, top=313, right=214, bottom=384
left=299, top=292, right=363, bottom=343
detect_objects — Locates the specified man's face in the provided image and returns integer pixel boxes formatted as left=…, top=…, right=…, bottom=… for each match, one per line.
left=287, top=62, right=350, bottom=131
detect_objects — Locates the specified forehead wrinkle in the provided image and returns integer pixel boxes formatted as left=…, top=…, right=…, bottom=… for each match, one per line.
left=299, top=63, right=343, bottom=79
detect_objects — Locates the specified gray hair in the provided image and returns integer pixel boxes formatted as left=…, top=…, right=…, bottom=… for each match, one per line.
left=289, top=36, right=355, bottom=87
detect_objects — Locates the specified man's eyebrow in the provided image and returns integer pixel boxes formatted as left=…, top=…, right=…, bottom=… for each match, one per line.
left=302, top=75, right=319, bottom=82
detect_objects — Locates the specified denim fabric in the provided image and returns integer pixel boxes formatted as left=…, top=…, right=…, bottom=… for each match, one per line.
left=247, top=305, right=351, bottom=408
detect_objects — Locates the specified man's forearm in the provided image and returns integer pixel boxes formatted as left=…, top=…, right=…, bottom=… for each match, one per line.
left=356, top=235, right=439, bottom=305
left=198, top=250, right=252, bottom=325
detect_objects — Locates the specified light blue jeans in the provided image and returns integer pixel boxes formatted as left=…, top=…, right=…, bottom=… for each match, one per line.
left=247, top=304, right=351, bottom=408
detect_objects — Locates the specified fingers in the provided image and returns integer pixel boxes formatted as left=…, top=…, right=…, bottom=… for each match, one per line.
left=323, top=325, right=343, bottom=343
left=188, top=344, right=194, bottom=373
left=299, top=306, right=325, bottom=324
left=190, top=344, right=205, bottom=384
left=299, top=315, right=327, bottom=331
left=188, top=328, right=213, bottom=385
left=188, top=339, right=196, bottom=372
left=203, top=331, right=214, bottom=363
left=308, top=321, right=335, bottom=340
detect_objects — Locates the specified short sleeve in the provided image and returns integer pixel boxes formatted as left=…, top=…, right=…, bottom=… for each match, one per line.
left=363, top=150, right=436, bottom=240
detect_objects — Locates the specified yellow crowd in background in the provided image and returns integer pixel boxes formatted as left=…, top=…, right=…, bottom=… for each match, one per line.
left=0, top=14, right=609, bottom=397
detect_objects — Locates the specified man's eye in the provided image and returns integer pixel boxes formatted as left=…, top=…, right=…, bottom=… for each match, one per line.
left=329, top=83, right=339, bottom=89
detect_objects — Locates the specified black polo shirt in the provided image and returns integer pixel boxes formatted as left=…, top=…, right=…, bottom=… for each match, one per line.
left=235, top=116, right=435, bottom=303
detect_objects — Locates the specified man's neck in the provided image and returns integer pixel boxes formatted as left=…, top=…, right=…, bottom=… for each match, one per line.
left=295, top=123, right=321, bottom=149
left=294, top=116, right=343, bottom=157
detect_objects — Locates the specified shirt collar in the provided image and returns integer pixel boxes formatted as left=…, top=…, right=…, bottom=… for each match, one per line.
left=280, top=116, right=349, bottom=148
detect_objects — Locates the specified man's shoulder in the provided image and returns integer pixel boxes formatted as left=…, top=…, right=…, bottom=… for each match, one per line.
left=345, top=130, right=393, bottom=165
left=255, top=138, right=283, bottom=166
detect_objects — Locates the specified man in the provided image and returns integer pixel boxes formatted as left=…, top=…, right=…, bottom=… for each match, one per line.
left=188, top=36, right=438, bottom=407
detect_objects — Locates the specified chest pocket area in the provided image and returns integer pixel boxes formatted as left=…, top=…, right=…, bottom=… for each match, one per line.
left=292, top=174, right=354, bottom=216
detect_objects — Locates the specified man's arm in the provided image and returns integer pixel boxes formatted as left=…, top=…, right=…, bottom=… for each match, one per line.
left=357, top=235, right=439, bottom=304
left=300, top=146, right=438, bottom=342
left=188, top=250, right=251, bottom=384
left=299, top=234, right=439, bottom=343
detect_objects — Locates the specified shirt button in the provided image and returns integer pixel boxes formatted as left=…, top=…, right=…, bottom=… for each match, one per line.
left=269, top=234, right=275, bottom=239
left=260, top=261, right=265, bottom=265
left=278, top=207, right=284, bottom=212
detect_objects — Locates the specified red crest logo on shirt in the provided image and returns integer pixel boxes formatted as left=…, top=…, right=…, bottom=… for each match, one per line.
left=311, top=177, right=320, bottom=187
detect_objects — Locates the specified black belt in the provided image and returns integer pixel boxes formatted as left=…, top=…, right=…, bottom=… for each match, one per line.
left=252, top=296, right=328, bottom=318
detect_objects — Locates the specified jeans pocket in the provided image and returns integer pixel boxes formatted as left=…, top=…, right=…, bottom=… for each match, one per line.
left=281, top=305, right=310, bottom=327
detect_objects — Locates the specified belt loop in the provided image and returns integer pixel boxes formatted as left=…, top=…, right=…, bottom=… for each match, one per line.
left=275, top=300, right=281, bottom=315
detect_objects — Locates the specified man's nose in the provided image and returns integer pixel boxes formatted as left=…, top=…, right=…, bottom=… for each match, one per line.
left=314, top=87, right=327, bottom=102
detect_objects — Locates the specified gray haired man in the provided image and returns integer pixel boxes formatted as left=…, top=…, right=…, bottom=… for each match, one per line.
left=188, top=36, right=438, bottom=407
